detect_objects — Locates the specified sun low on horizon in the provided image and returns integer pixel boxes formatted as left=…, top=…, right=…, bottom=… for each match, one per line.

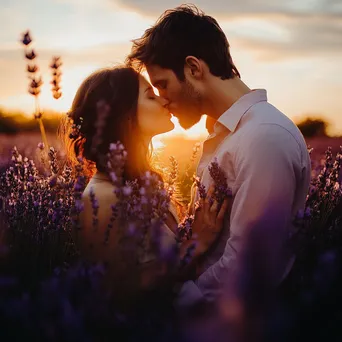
left=2, top=58, right=209, bottom=141
left=1, top=0, right=342, bottom=136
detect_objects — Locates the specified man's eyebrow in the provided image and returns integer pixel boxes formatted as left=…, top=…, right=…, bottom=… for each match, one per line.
left=152, top=80, right=164, bottom=87
left=144, top=85, right=153, bottom=93
left=152, top=79, right=164, bottom=85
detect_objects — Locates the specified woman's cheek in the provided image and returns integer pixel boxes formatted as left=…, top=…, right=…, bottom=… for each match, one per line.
left=148, top=103, right=161, bottom=120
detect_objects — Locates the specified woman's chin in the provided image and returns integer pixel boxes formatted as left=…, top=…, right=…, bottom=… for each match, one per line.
left=165, top=121, right=175, bottom=133
left=154, top=121, right=175, bottom=135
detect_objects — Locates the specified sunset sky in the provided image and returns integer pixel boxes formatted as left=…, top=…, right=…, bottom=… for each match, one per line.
left=1, top=0, right=342, bottom=137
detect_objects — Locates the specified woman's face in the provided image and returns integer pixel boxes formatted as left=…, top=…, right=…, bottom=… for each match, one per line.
left=137, top=75, right=174, bottom=137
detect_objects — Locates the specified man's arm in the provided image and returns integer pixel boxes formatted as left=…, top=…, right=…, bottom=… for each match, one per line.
left=195, top=124, right=303, bottom=300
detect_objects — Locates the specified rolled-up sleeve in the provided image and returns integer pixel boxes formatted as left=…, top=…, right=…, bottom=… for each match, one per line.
left=178, top=124, right=303, bottom=305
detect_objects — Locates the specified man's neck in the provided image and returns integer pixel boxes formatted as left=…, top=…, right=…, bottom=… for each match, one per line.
left=204, top=77, right=251, bottom=120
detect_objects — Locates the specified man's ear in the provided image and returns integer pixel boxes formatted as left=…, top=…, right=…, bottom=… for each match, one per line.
left=184, top=56, right=203, bottom=79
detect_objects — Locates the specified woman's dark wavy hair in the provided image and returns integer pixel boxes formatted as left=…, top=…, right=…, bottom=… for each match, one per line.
left=126, top=4, right=240, bottom=81
left=59, top=65, right=156, bottom=181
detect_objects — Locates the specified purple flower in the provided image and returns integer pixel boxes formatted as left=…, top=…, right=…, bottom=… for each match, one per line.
left=75, top=200, right=84, bottom=212
left=89, top=187, right=99, bottom=231
left=193, top=175, right=207, bottom=199
left=37, top=142, right=44, bottom=150
left=20, top=30, right=32, bottom=46
left=176, top=214, right=194, bottom=242
left=123, top=185, right=133, bottom=196
left=127, top=222, right=136, bottom=235
left=25, top=49, right=37, bottom=60
left=208, top=157, right=232, bottom=204
left=179, top=240, right=197, bottom=268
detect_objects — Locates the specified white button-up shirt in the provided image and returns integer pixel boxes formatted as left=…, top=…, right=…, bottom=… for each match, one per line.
left=177, top=89, right=311, bottom=306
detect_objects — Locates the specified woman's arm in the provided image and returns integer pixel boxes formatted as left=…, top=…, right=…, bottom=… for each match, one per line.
left=135, top=189, right=232, bottom=290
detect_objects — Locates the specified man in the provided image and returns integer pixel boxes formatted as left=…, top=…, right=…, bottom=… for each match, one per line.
left=126, top=5, right=311, bottom=306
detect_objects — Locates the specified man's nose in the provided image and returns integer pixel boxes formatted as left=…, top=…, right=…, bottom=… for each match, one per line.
left=159, top=95, right=169, bottom=108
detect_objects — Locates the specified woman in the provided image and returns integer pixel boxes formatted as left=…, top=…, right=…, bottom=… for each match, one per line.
left=61, top=65, right=230, bottom=308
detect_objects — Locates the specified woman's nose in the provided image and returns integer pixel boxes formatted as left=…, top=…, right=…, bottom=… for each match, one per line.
left=159, top=95, right=169, bottom=108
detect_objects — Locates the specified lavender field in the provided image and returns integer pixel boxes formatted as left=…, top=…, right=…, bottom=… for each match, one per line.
left=1, top=131, right=341, bottom=169
left=0, top=127, right=341, bottom=341
left=0, top=19, right=341, bottom=341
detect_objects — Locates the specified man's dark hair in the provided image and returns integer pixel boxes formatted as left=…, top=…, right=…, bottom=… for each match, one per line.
left=126, top=4, right=241, bottom=81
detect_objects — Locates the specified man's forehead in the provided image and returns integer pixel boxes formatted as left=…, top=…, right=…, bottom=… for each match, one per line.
left=146, top=65, right=169, bottom=80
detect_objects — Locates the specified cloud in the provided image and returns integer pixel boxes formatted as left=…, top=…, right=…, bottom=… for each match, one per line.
left=229, top=15, right=342, bottom=61
left=110, top=0, right=342, bottom=61
left=112, top=0, right=342, bottom=17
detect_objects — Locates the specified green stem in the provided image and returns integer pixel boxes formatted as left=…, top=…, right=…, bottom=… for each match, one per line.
left=35, top=96, right=49, bottom=152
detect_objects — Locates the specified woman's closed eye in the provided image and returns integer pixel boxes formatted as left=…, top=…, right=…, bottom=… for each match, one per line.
left=147, top=91, right=156, bottom=100
left=146, top=88, right=157, bottom=100
left=148, top=91, right=156, bottom=100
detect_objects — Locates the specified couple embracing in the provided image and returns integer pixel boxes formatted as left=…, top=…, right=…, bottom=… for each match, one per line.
left=63, top=5, right=311, bottom=319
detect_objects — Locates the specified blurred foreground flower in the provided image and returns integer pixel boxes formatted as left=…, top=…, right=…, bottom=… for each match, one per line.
left=50, top=56, right=62, bottom=99
left=1, top=136, right=341, bottom=342
left=288, top=146, right=342, bottom=299
left=0, top=145, right=81, bottom=288
left=20, top=30, right=48, bottom=150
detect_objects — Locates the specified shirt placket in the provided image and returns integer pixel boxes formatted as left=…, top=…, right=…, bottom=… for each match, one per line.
left=193, top=130, right=229, bottom=205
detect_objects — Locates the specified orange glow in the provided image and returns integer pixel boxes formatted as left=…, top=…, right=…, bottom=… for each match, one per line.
left=144, top=71, right=208, bottom=142
left=3, top=68, right=208, bottom=141
left=169, top=115, right=208, bottom=139
left=152, top=115, right=207, bottom=150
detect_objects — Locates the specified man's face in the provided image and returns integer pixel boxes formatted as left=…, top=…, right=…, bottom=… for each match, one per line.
left=146, top=64, right=203, bottom=129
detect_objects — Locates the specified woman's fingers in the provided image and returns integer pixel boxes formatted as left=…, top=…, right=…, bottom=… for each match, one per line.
left=204, top=184, right=215, bottom=211
left=217, top=197, right=232, bottom=222
left=210, top=200, right=219, bottom=213
left=202, top=184, right=234, bottom=228
left=207, top=183, right=215, bottom=198
left=195, top=198, right=204, bottom=212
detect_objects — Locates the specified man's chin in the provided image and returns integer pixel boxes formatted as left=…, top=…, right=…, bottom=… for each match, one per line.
left=176, top=114, right=201, bottom=130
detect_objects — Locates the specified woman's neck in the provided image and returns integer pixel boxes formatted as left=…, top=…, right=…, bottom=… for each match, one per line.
left=142, top=135, right=152, bottom=149
left=93, top=171, right=111, bottom=181
left=93, top=135, right=152, bottom=182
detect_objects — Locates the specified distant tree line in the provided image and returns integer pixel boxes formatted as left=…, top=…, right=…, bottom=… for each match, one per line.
left=0, top=109, right=61, bottom=134
left=296, top=118, right=329, bottom=138
left=0, top=109, right=334, bottom=138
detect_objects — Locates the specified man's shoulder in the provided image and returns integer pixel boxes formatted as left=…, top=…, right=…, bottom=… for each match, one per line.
left=240, top=102, right=306, bottom=148
left=248, top=102, right=294, bottom=128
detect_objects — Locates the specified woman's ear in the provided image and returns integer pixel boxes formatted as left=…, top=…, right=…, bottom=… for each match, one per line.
left=184, top=56, right=203, bottom=79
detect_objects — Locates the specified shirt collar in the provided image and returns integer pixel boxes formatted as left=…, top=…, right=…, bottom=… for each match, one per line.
left=214, top=89, right=268, bottom=134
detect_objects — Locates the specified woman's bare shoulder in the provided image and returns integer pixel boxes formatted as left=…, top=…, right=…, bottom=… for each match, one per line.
left=80, top=178, right=119, bottom=252
left=82, top=178, right=118, bottom=204
left=81, top=178, right=119, bottom=231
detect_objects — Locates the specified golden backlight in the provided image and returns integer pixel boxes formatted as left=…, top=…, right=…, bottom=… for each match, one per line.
left=144, top=70, right=208, bottom=145
left=10, top=68, right=208, bottom=143
left=152, top=115, right=208, bottom=149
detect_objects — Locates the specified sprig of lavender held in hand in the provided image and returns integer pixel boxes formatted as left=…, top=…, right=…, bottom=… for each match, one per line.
left=208, top=157, right=233, bottom=204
